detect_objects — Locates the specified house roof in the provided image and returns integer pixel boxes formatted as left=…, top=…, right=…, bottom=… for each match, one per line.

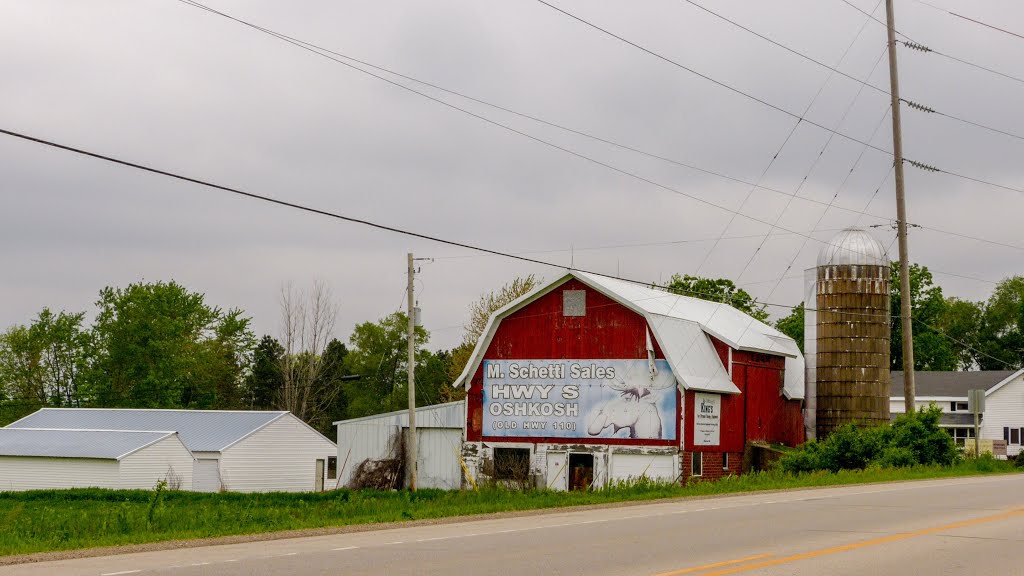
left=890, top=370, right=1022, bottom=398
left=0, top=428, right=178, bottom=460
left=452, top=271, right=805, bottom=398
left=6, top=409, right=288, bottom=452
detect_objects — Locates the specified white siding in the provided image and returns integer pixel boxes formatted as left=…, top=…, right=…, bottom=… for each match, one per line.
left=409, top=428, right=462, bottom=490
left=118, top=435, right=194, bottom=491
left=0, top=457, right=119, bottom=491
left=193, top=458, right=221, bottom=492
left=610, top=453, right=676, bottom=484
left=336, top=421, right=400, bottom=488
left=982, top=375, right=1024, bottom=457
left=220, top=414, right=336, bottom=492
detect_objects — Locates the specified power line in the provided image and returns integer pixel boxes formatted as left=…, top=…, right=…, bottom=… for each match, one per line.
left=169, top=1, right=905, bottom=235
left=696, top=0, right=886, bottom=275
left=899, top=40, right=1024, bottom=87
left=679, top=0, right=888, bottom=94
left=902, top=98, right=1024, bottom=144
left=681, top=0, right=1024, bottom=147
left=174, top=0, right=1021, bottom=259
left=173, top=0, right=900, bottom=223
left=909, top=0, right=1024, bottom=42
left=532, top=0, right=894, bottom=156
left=0, top=125, right=914, bottom=317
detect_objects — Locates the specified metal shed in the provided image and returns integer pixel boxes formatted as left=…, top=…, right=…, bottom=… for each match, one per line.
left=6, top=409, right=337, bottom=492
left=0, top=428, right=193, bottom=491
left=335, top=402, right=464, bottom=490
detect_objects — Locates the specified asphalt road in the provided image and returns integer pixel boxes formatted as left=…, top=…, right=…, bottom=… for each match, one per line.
left=4, top=475, right=1023, bottom=576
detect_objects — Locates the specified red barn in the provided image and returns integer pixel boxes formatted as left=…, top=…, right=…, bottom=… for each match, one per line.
left=452, top=272, right=804, bottom=489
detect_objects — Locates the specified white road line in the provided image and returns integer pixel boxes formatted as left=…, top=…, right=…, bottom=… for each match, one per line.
left=282, top=552, right=298, bottom=556
left=101, top=571, right=142, bottom=576
left=225, top=559, right=239, bottom=562
left=333, top=546, right=359, bottom=551
left=191, top=563, right=210, bottom=566
left=385, top=541, right=404, bottom=545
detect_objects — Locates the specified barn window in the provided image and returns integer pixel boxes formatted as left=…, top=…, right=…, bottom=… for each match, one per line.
left=691, top=452, right=702, bottom=477
left=327, top=456, right=337, bottom=480
left=493, top=447, right=530, bottom=481
left=722, top=453, right=729, bottom=470
left=563, top=290, right=586, bottom=316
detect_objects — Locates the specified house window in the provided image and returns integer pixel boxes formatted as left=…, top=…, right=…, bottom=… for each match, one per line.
left=327, top=456, right=337, bottom=480
left=1011, top=428, right=1021, bottom=446
left=493, top=448, right=531, bottom=481
left=691, top=452, right=703, bottom=477
left=946, top=427, right=975, bottom=446
left=950, top=401, right=968, bottom=412
left=722, top=453, right=729, bottom=470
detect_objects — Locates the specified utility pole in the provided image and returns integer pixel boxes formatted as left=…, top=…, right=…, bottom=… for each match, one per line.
left=886, top=0, right=915, bottom=412
left=407, top=252, right=418, bottom=492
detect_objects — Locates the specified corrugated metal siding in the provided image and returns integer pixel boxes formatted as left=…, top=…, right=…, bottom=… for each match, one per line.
left=336, top=421, right=399, bottom=488
left=0, top=457, right=119, bottom=491
left=118, top=435, right=194, bottom=491
left=409, top=428, right=462, bottom=490
left=219, top=414, right=337, bottom=492
left=610, top=453, right=675, bottom=483
left=982, top=374, right=1024, bottom=457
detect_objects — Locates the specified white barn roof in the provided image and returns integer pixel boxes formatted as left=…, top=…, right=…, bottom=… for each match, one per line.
left=453, top=271, right=805, bottom=399
left=333, top=401, right=464, bottom=428
left=0, top=428, right=177, bottom=460
left=7, top=409, right=287, bottom=452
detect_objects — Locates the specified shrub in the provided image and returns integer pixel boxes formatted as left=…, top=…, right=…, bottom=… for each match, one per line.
left=1016, top=453, right=1024, bottom=468
left=776, top=405, right=959, bottom=473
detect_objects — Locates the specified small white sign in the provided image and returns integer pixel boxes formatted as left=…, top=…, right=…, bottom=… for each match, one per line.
left=693, top=393, right=721, bottom=446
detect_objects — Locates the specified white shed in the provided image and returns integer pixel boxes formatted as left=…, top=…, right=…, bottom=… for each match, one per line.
left=0, top=428, right=193, bottom=492
left=6, top=409, right=337, bottom=492
left=335, top=402, right=464, bottom=490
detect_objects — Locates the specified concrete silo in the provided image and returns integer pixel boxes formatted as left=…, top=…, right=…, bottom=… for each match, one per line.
left=805, top=228, right=891, bottom=439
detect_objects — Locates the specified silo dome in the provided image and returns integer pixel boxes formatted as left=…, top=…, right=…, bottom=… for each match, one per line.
left=817, top=227, right=889, bottom=267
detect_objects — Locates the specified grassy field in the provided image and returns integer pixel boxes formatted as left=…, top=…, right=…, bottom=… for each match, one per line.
left=1, top=459, right=1019, bottom=557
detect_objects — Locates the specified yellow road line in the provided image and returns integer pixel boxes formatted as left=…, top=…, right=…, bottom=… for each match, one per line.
left=652, top=554, right=774, bottom=576
left=695, top=508, right=1024, bottom=576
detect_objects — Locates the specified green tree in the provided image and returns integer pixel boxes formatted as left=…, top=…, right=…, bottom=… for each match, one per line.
left=84, top=281, right=255, bottom=408
left=977, top=276, right=1024, bottom=369
left=316, top=338, right=351, bottom=437
left=774, top=302, right=805, bottom=353
left=246, top=335, right=285, bottom=409
left=665, top=274, right=770, bottom=322
left=343, top=312, right=428, bottom=418
left=891, top=264, right=956, bottom=371
left=0, top=309, right=89, bottom=418
left=937, top=297, right=984, bottom=370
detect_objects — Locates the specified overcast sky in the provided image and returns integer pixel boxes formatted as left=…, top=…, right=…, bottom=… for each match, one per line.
left=2, top=0, right=1022, bottom=351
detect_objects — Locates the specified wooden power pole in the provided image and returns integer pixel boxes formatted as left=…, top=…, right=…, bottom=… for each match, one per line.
left=885, top=0, right=916, bottom=412
left=407, top=252, right=418, bottom=491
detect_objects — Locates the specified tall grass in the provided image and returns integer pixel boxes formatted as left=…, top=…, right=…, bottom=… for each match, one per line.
left=0, top=459, right=1017, bottom=557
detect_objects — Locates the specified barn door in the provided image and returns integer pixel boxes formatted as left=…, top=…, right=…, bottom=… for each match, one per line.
left=546, top=451, right=567, bottom=491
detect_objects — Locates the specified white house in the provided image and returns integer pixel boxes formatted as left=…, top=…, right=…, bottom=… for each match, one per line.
left=890, top=369, right=1024, bottom=457
left=335, top=401, right=464, bottom=490
left=5, top=409, right=337, bottom=492
left=0, top=428, right=193, bottom=491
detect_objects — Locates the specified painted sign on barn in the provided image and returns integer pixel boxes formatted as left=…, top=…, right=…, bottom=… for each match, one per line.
left=482, top=359, right=677, bottom=440
left=693, top=392, right=721, bottom=446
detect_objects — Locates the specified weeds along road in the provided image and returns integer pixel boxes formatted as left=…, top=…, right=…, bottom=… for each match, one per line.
left=3, top=475, right=1023, bottom=576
